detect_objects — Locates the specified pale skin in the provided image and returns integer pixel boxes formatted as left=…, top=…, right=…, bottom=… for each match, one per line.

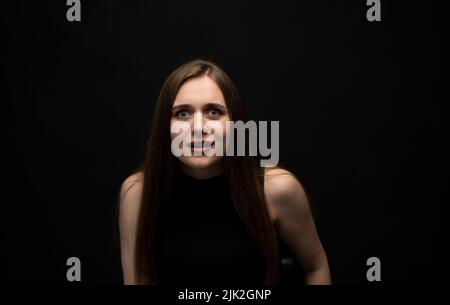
left=119, top=76, right=331, bottom=284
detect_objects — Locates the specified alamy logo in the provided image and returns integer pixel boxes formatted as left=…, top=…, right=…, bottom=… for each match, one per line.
left=366, top=257, right=381, bottom=282
left=66, top=0, right=81, bottom=22
left=171, top=113, right=279, bottom=167
left=66, top=257, right=81, bottom=282
left=366, top=0, right=381, bottom=22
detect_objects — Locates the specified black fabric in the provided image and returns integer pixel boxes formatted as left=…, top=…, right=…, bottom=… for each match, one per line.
left=154, top=168, right=267, bottom=286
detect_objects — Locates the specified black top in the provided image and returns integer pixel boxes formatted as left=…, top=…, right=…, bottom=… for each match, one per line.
left=154, top=168, right=267, bottom=286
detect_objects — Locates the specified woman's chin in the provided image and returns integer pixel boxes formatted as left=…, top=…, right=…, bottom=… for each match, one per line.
left=179, top=155, right=221, bottom=169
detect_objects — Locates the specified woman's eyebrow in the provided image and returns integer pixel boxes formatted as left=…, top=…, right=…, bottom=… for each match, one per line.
left=172, top=102, right=227, bottom=111
left=172, top=104, right=192, bottom=112
left=203, top=103, right=227, bottom=111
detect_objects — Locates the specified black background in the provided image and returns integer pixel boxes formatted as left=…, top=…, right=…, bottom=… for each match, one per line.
left=2, top=1, right=448, bottom=284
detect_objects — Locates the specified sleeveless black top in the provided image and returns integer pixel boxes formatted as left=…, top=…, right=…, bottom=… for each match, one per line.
left=154, top=168, right=268, bottom=286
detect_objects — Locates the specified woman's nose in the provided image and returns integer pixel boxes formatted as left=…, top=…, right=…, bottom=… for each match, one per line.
left=192, top=112, right=208, bottom=137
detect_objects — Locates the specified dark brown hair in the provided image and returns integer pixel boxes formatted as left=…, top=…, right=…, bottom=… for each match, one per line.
left=131, top=59, right=280, bottom=284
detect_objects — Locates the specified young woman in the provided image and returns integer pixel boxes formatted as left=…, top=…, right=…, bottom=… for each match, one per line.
left=118, top=59, right=331, bottom=285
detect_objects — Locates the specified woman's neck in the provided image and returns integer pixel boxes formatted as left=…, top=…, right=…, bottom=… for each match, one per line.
left=180, top=161, right=224, bottom=180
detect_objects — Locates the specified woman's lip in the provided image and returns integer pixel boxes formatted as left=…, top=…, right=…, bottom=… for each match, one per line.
left=189, top=141, right=215, bottom=147
left=189, top=142, right=216, bottom=154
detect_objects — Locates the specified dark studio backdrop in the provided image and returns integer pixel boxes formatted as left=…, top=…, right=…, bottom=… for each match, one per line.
left=2, top=1, right=448, bottom=284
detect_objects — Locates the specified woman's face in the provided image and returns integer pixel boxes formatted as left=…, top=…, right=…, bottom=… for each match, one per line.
left=170, top=75, right=230, bottom=178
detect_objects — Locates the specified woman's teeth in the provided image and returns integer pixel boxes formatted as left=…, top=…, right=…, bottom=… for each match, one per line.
left=190, top=142, right=215, bottom=155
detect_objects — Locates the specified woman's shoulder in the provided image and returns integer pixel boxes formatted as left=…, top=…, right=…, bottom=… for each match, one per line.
left=263, top=166, right=310, bottom=221
left=121, top=171, right=144, bottom=194
left=263, top=166, right=303, bottom=195
left=119, top=171, right=144, bottom=218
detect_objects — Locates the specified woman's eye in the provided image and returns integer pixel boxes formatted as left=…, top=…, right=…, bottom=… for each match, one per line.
left=175, top=110, right=191, bottom=120
left=207, top=108, right=222, bottom=117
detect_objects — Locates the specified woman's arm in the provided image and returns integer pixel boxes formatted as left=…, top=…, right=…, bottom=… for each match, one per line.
left=265, top=169, right=331, bottom=285
left=118, top=173, right=143, bottom=285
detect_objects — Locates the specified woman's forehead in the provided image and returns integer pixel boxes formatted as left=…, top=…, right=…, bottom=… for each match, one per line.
left=173, top=76, right=226, bottom=108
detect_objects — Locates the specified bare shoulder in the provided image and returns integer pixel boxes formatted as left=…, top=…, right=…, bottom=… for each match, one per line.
left=119, top=171, right=144, bottom=223
left=120, top=171, right=144, bottom=198
left=119, top=171, right=144, bottom=284
left=263, top=167, right=307, bottom=200
left=263, top=167, right=310, bottom=222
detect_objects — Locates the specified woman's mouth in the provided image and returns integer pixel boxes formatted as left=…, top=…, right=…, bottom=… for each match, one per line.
left=189, top=141, right=215, bottom=156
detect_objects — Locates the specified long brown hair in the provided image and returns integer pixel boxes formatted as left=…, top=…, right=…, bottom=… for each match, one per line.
left=133, top=59, right=280, bottom=284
